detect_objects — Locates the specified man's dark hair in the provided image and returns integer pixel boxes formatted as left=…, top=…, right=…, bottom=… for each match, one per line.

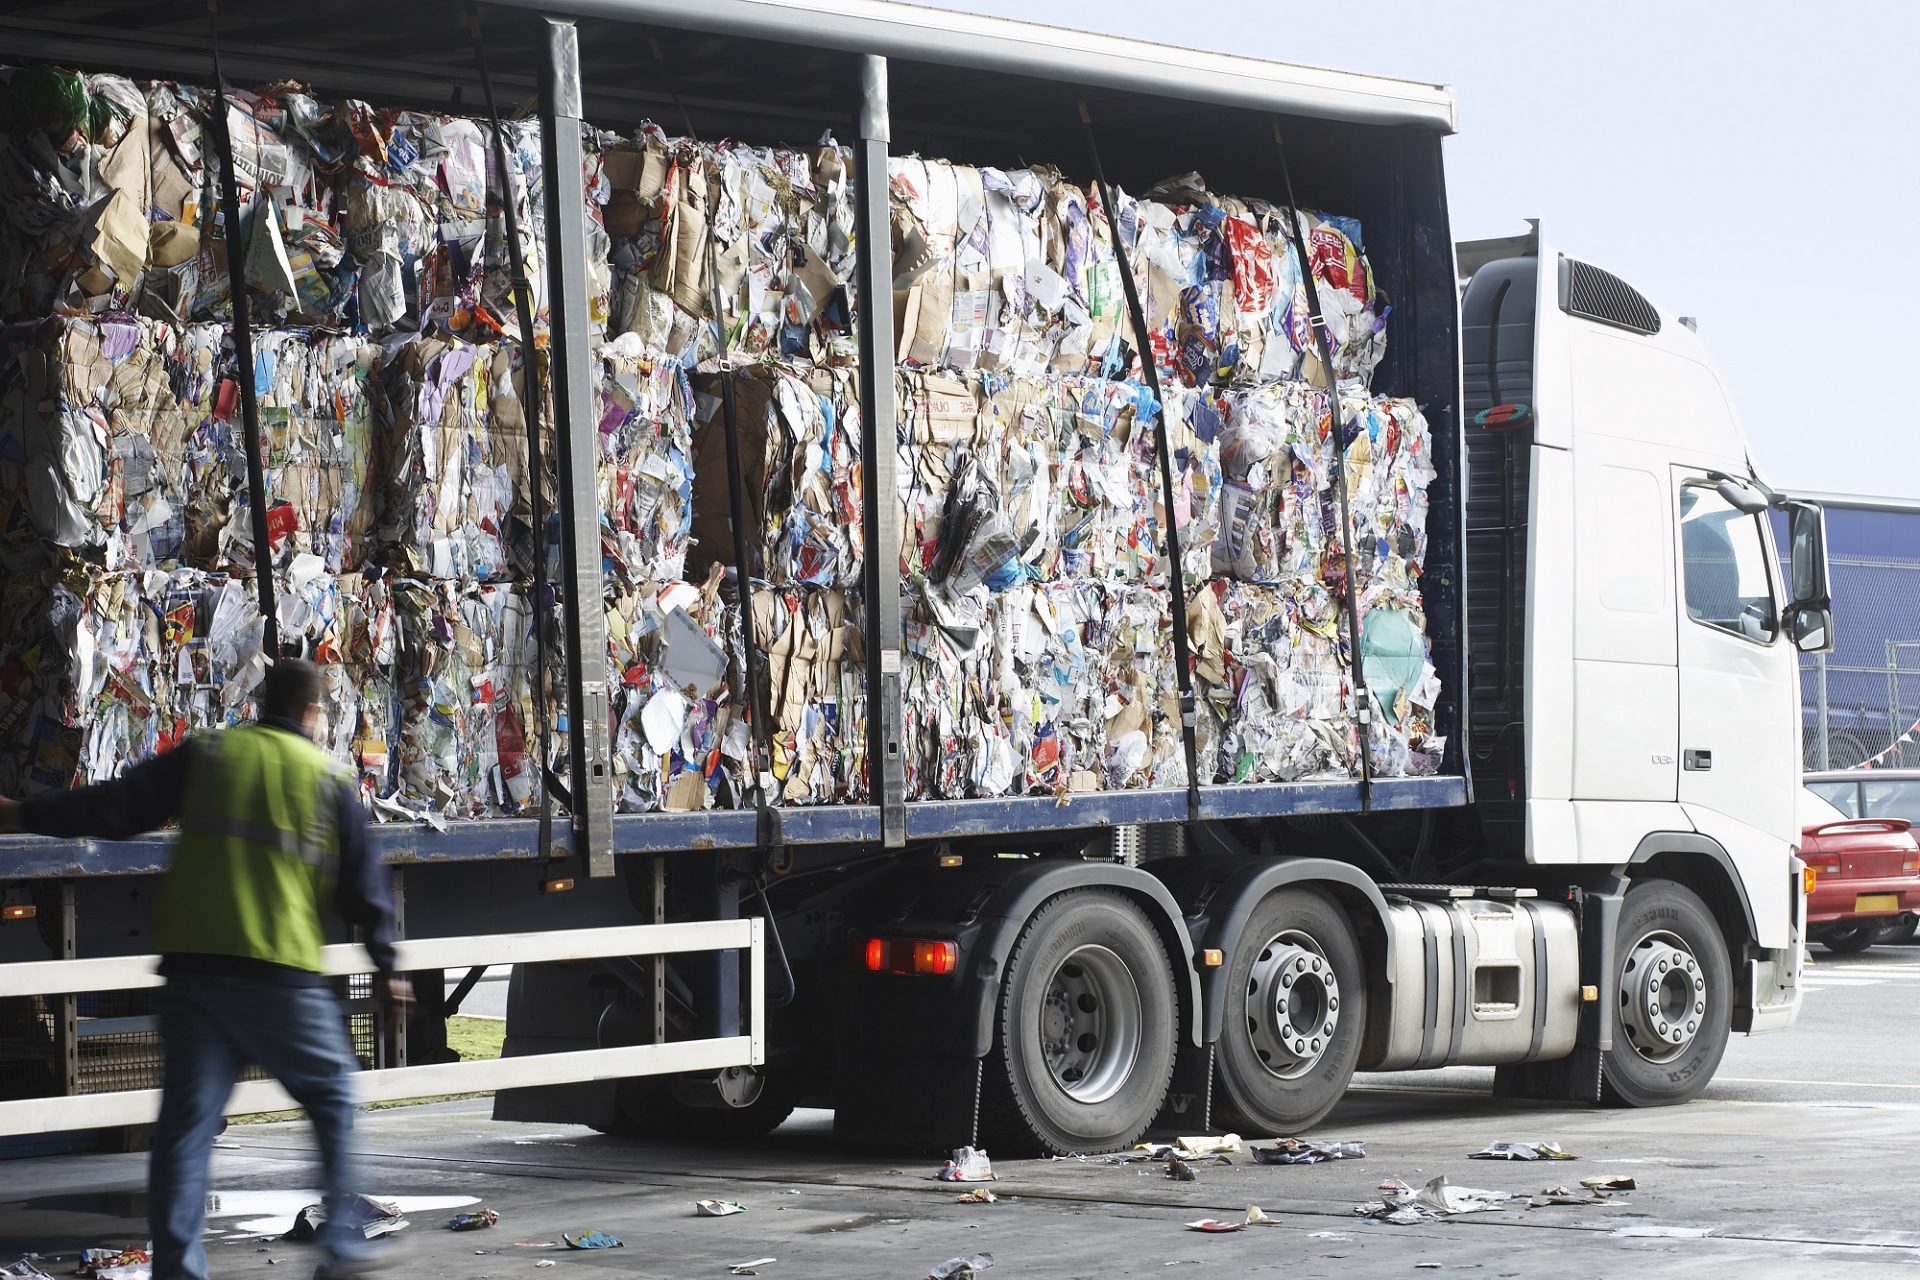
left=259, top=657, right=323, bottom=724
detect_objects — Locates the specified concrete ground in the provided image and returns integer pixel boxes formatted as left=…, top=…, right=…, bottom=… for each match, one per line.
left=6, top=942, right=1918, bottom=1278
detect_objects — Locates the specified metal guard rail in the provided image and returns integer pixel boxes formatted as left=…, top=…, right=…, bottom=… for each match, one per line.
left=0, top=920, right=764, bottom=1137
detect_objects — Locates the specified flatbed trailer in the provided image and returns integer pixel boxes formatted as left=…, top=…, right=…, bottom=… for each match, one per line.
left=0, top=0, right=1824, bottom=1153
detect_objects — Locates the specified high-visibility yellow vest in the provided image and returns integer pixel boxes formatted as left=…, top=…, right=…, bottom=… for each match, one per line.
left=154, top=724, right=347, bottom=973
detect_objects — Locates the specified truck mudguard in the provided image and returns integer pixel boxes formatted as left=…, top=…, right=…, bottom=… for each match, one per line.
left=1151, top=856, right=1397, bottom=1043
left=958, top=861, right=1205, bottom=1058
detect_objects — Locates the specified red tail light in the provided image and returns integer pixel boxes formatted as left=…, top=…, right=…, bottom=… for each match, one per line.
left=862, top=938, right=958, bottom=976
left=1803, top=852, right=1841, bottom=871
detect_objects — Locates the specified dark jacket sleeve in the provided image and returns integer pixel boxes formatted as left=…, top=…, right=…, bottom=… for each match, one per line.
left=17, top=741, right=195, bottom=840
left=332, top=782, right=397, bottom=976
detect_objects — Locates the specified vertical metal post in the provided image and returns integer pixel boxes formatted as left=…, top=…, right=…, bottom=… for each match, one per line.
left=649, top=857, right=667, bottom=1046
left=853, top=55, right=905, bottom=848
left=539, top=18, right=614, bottom=877
left=1815, top=651, right=1830, bottom=770
left=388, top=869, right=411, bottom=1069
left=55, top=881, right=77, bottom=1097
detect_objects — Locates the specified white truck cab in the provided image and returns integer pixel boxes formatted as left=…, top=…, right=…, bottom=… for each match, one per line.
left=1461, top=224, right=1830, bottom=1088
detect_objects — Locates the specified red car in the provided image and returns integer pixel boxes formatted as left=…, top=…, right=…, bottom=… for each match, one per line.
left=1800, top=785, right=1920, bottom=952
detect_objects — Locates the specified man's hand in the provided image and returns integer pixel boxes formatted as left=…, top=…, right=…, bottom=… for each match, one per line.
left=0, top=798, right=19, bottom=834
left=377, top=975, right=415, bottom=1032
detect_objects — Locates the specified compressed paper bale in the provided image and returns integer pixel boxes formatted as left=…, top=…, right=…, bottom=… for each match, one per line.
left=606, top=129, right=856, bottom=366
left=690, top=362, right=863, bottom=592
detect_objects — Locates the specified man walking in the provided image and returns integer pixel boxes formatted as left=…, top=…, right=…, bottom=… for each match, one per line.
left=0, top=658, right=410, bottom=1279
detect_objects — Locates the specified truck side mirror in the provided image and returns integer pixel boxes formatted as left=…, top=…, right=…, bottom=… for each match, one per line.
left=1786, top=603, right=1833, bottom=654
left=1783, top=501, right=1833, bottom=653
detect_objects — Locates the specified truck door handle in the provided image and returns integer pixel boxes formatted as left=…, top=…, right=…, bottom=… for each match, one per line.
left=1683, top=749, right=1712, bottom=771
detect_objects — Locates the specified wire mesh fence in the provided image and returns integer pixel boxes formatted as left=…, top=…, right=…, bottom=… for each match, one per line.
left=1794, top=513, right=1920, bottom=771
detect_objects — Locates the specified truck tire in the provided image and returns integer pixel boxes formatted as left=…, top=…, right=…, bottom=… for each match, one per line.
left=1211, top=887, right=1364, bottom=1137
left=1819, top=924, right=1878, bottom=954
left=979, top=889, right=1178, bottom=1155
left=1600, top=881, right=1731, bottom=1108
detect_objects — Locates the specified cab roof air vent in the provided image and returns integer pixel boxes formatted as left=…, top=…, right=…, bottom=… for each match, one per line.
left=1559, top=258, right=1661, bottom=336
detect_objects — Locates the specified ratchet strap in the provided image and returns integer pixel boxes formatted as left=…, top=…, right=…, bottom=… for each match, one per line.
left=1268, top=120, right=1373, bottom=810
left=205, top=0, right=281, bottom=661
left=647, top=33, right=784, bottom=858
left=1078, top=102, right=1203, bottom=824
left=470, top=6, right=557, bottom=866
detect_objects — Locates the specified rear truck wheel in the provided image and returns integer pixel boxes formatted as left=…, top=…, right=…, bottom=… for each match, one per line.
left=1211, top=888, right=1365, bottom=1137
left=1819, top=924, right=1879, bottom=954
left=980, top=889, right=1178, bottom=1156
left=1601, top=880, right=1731, bottom=1107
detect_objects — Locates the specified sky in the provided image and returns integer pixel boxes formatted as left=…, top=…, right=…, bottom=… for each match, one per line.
left=921, top=0, right=1920, bottom=500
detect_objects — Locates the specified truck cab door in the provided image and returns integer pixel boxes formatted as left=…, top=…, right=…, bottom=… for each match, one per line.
left=1672, top=470, right=1800, bottom=945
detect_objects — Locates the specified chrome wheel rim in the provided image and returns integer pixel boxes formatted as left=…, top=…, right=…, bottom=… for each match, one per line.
left=1040, top=944, right=1142, bottom=1104
left=1619, top=930, right=1706, bottom=1064
left=1244, top=930, right=1340, bottom=1080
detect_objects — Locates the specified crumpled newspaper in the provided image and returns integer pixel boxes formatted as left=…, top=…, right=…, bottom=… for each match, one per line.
left=1355, top=1175, right=1514, bottom=1224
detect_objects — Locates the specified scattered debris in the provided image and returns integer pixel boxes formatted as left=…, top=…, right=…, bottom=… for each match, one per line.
left=1110, top=1139, right=1238, bottom=1167
left=1471, top=1141, right=1576, bottom=1161
left=562, top=1232, right=623, bottom=1249
left=1579, top=1176, right=1636, bottom=1191
left=535, top=1260, right=558, bottom=1268
left=1355, top=1175, right=1514, bottom=1224
left=955, top=1190, right=997, bottom=1205
left=1251, top=1139, right=1366, bottom=1165
left=695, top=1201, right=749, bottom=1218
left=937, top=1147, right=995, bottom=1182
left=1528, top=1186, right=1617, bottom=1208
left=1174, top=1134, right=1243, bottom=1156
left=1186, top=1204, right=1275, bottom=1233
left=927, top=1253, right=994, bottom=1280
left=728, top=1259, right=777, bottom=1276
left=448, top=1210, right=501, bottom=1231
left=1307, top=1232, right=1351, bottom=1242
left=284, top=1196, right=410, bottom=1241
left=511, top=1241, right=561, bottom=1249
left=2, top=1263, right=53, bottom=1280
left=78, top=1250, right=151, bottom=1280
left=1166, top=1155, right=1198, bottom=1182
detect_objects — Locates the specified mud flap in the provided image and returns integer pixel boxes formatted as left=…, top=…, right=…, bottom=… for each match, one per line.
left=833, top=1050, right=982, bottom=1154
left=1492, top=883, right=1620, bottom=1104
left=1150, top=1042, right=1213, bottom=1135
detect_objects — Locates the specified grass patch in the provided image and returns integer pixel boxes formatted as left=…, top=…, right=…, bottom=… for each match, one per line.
left=447, top=1015, right=507, bottom=1061
left=231, top=1016, right=507, bottom=1122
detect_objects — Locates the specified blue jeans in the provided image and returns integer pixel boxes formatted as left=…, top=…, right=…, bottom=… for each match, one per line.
left=151, top=976, right=364, bottom=1280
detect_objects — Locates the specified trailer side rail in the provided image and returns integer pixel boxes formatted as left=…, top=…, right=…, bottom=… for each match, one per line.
left=0, top=776, right=1469, bottom=877
left=0, top=921, right=763, bottom=1137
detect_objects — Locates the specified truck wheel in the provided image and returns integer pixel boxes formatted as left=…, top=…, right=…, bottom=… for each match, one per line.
left=1600, top=881, right=1731, bottom=1107
left=1819, top=924, right=1878, bottom=954
left=980, top=889, right=1178, bottom=1155
left=1211, top=888, right=1364, bottom=1137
